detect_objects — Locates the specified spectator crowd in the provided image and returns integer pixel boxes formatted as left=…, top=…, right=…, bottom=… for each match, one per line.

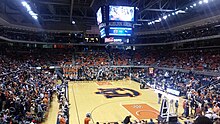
left=137, top=23, right=220, bottom=44
left=0, top=26, right=83, bottom=43
left=0, top=51, right=57, bottom=123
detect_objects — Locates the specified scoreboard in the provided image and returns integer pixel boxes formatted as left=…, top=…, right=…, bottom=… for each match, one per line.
left=96, top=5, right=137, bottom=43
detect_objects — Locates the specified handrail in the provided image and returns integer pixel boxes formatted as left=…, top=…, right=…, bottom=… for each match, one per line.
left=56, top=70, right=69, bottom=124
left=68, top=65, right=220, bottom=77
left=197, top=80, right=220, bottom=90
left=61, top=64, right=220, bottom=77
left=1, top=34, right=220, bottom=46
left=0, top=69, right=23, bottom=77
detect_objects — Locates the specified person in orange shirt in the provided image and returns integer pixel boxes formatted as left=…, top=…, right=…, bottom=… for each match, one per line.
left=84, top=113, right=91, bottom=124
left=59, top=114, right=66, bottom=124
left=43, top=97, right=48, bottom=105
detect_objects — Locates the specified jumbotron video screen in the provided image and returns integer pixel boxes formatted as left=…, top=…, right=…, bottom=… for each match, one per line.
left=109, top=6, right=134, bottom=22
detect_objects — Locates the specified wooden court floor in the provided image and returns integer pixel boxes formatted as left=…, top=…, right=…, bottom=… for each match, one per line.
left=68, top=80, right=186, bottom=124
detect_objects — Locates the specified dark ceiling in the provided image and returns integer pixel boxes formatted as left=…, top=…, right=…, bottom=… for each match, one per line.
left=0, top=0, right=220, bottom=32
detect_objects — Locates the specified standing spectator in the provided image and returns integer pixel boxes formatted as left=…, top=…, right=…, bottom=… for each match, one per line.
left=201, top=101, right=205, bottom=115
left=158, top=93, right=162, bottom=104
left=37, top=103, right=43, bottom=120
left=190, top=98, right=195, bottom=115
left=182, top=100, right=186, bottom=117
left=195, top=104, right=202, bottom=117
left=185, top=101, right=190, bottom=118
left=175, top=100, right=179, bottom=114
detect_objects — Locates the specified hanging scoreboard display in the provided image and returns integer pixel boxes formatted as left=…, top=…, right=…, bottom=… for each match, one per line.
left=96, top=5, right=137, bottom=42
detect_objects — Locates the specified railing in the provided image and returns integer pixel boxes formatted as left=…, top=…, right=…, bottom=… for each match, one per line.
left=197, top=79, right=220, bottom=90
left=0, top=69, right=23, bottom=77
left=1, top=34, right=220, bottom=46
left=56, top=70, right=69, bottom=124
left=110, top=65, right=220, bottom=76
left=60, top=64, right=220, bottom=79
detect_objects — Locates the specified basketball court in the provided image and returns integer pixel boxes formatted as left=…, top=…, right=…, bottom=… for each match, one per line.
left=68, top=80, right=185, bottom=124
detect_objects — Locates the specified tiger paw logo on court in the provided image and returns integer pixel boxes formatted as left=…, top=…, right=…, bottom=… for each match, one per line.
left=95, top=88, right=140, bottom=98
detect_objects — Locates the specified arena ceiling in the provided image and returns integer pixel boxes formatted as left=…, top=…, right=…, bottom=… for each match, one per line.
left=0, top=0, right=220, bottom=32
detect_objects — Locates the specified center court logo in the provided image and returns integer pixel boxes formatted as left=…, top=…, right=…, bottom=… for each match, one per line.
left=95, top=88, right=141, bottom=98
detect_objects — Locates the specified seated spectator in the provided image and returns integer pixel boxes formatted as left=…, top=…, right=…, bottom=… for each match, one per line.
left=147, top=119, right=155, bottom=124
left=194, top=116, right=213, bottom=124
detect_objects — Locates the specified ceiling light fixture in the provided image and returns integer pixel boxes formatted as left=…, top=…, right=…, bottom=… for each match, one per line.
left=21, top=1, right=38, bottom=20
left=203, top=0, right=208, bottom=3
left=199, top=1, right=203, bottom=4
